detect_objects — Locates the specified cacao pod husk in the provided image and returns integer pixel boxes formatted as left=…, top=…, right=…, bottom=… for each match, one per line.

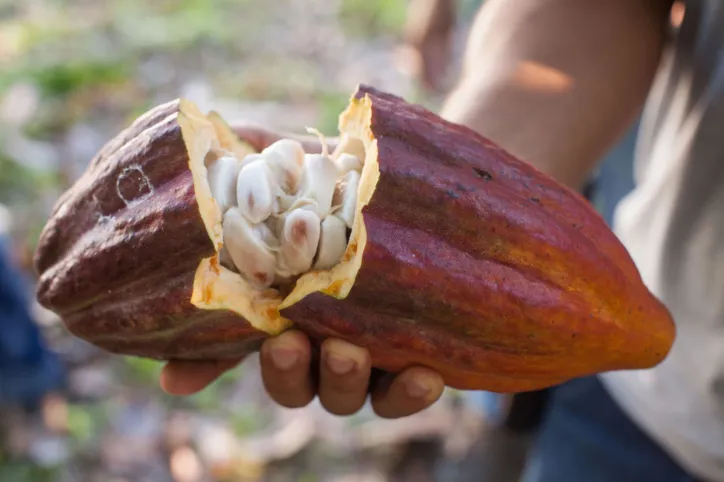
left=33, top=85, right=676, bottom=392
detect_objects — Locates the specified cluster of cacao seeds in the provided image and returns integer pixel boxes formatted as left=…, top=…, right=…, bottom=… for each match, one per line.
left=205, top=136, right=362, bottom=289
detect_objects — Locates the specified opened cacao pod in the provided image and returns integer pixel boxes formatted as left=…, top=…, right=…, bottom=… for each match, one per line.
left=33, top=85, right=675, bottom=392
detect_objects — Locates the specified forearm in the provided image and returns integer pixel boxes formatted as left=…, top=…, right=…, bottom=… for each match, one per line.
left=441, top=0, right=673, bottom=189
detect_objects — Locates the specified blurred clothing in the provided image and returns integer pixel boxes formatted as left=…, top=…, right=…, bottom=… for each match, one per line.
left=450, top=422, right=533, bottom=482
left=520, top=376, right=701, bottom=482
left=589, top=124, right=639, bottom=227
left=0, top=235, right=64, bottom=406
left=599, top=2, right=724, bottom=480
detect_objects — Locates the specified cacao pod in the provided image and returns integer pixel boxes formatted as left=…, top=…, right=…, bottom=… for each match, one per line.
left=33, top=85, right=675, bottom=393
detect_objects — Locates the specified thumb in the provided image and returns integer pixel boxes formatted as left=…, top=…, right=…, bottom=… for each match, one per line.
left=160, top=357, right=245, bottom=395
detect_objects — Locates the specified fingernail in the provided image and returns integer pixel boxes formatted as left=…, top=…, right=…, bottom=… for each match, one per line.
left=326, top=352, right=356, bottom=375
left=404, top=378, right=432, bottom=399
left=269, top=346, right=299, bottom=371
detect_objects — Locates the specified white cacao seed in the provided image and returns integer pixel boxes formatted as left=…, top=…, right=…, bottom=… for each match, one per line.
left=290, top=153, right=339, bottom=217
left=333, top=170, right=360, bottom=229
left=239, top=153, right=266, bottom=168
left=207, top=154, right=243, bottom=213
left=236, top=159, right=277, bottom=223
left=253, top=221, right=281, bottom=252
left=334, top=153, right=362, bottom=176
left=276, top=208, right=321, bottom=277
left=262, top=139, right=305, bottom=166
left=262, top=139, right=305, bottom=194
left=266, top=157, right=302, bottom=195
left=222, top=207, right=277, bottom=288
left=218, top=246, right=238, bottom=273
left=313, top=214, right=348, bottom=270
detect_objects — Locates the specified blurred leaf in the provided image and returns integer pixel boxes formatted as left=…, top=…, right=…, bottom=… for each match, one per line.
left=123, top=356, right=164, bottom=385
left=16, top=19, right=78, bottom=53
left=112, top=0, right=240, bottom=51
left=339, top=0, right=407, bottom=37
left=187, top=367, right=240, bottom=412
left=20, top=101, right=74, bottom=139
left=67, top=404, right=96, bottom=445
left=1, top=58, right=132, bottom=110
left=0, top=460, right=60, bottom=482
left=0, top=151, right=58, bottom=204
left=0, top=68, right=23, bottom=95
left=29, top=60, right=132, bottom=99
left=229, top=410, right=269, bottom=437
left=0, top=2, right=18, bottom=17
left=298, top=473, right=321, bottom=482
left=316, top=91, right=352, bottom=136
left=187, top=386, right=225, bottom=412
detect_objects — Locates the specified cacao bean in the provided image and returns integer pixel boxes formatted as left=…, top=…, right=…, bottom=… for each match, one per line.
left=313, top=215, right=348, bottom=270
left=333, top=169, right=360, bottom=229
left=218, top=245, right=238, bottom=272
left=290, top=154, right=339, bottom=217
left=276, top=208, right=321, bottom=278
left=263, top=139, right=305, bottom=165
left=240, top=153, right=266, bottom=167
left=334, top=153, right=362, bottom=176
left=255, top=221, right=282, bottom=252
left=222, top=207, right=277, bottom=288
left=262, top=139, right=305, bottom=194
left=206, top=153, right=243, bottom=213
left=236, top=159, right=278, bottom=223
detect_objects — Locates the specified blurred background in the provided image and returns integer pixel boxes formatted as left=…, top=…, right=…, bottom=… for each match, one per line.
left=0, top=1, right=637, bottom=481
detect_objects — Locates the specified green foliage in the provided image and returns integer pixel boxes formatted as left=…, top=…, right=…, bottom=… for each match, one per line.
left=122, top=356, right=164, bottom=385
left=66, top=402, right=109, bottom=446
left=298, top=473, right=322, bottom=482
left=185, top=366, right=242, bottom=412
left=111, top=0, right=254, bottom=51
left=316, top=91, right=353, bottom=136
left=0, top=458, right=60, bottom=482
left=338, top=0, right=407, bottom=37
left=0, top=154, right=37, bottom=203
left=27, top=61, right=132, bottom=100
left=221, top=57, right=321, bottom=102
left=0, top=152, right=58, bottom=205
left=1, top=60, right=133, bottom=142
left=229, top=409, right=270, bottom=437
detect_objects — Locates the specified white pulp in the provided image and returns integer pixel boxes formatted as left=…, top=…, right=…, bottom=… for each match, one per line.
left=206, top=138, right=362, bottom=288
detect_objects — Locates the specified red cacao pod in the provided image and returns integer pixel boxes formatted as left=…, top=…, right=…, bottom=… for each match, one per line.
left=33, top=85, right=675, bottom=392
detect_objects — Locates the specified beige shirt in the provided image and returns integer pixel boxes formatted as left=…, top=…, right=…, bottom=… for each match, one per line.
left=601, top=1, right=724, bottom=480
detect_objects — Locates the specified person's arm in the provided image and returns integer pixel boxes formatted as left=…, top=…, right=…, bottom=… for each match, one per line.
left=441, top=0, right=674, bottom=189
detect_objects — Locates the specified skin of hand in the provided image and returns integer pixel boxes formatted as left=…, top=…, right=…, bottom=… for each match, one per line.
left=160, top=125, right=445, bottom=419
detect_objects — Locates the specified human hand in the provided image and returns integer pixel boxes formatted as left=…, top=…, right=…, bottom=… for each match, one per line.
left=159, top=124, right=445, bottom=418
